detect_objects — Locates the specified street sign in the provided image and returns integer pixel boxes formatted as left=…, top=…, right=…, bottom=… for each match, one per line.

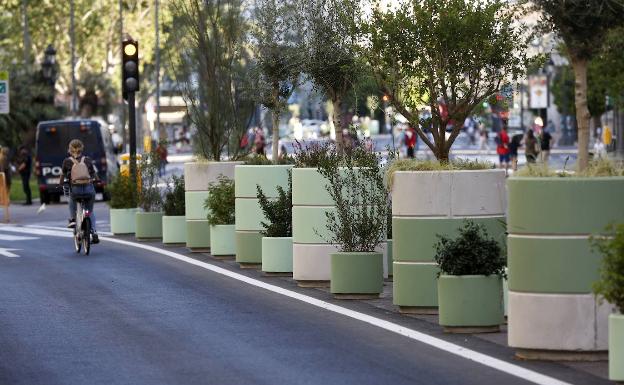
left=0, top=71, right=9, bottom=114
left=528, top=75, right=548, bottom=109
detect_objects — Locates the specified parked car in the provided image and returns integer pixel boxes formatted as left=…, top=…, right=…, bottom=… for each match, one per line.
left=35, top=119, right=118, bottom=203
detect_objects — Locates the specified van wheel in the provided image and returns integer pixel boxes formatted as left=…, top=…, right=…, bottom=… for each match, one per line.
left=40, top=191, right=50, bottom=205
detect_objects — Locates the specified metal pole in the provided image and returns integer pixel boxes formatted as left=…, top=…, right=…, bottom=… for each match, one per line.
left=155, top=0, right=161, bottom=141
left=128, top=91, right=138, bottom=196
left=70, top=0, right=77, bottom=117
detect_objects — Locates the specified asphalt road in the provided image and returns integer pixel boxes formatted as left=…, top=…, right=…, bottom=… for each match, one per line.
left=0, top=205, right=609, bottom=385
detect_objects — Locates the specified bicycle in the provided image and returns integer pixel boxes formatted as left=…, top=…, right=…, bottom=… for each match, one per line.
left=64, top=182, right=94, bottom=255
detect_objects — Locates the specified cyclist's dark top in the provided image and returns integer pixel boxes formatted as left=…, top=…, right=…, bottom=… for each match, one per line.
left=61, top=155, right=96, bottom=184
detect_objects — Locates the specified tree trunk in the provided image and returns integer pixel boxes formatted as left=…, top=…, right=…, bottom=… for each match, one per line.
left=571, top=57, right=591, bottom=171
left=332, top=97, right=344, bottom=153
left=435, top=122, right=449, bottom=162
left=272, top=110, right=280, bottom=164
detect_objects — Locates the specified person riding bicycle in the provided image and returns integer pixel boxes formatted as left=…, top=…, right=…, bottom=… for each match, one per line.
left=62, top=139, right=99, bottom=244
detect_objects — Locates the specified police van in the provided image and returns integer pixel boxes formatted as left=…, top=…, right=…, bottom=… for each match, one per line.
left=35, top=119, right=118, bottom=204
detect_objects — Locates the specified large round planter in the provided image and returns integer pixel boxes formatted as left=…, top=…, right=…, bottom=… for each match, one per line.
left=135, top=211, right=164, bottom=240
left=507, top=177, right=624, bottom=358
left=162, top=215, right=186, bottom=245
left=438, top=275, right=504, bottom=333
left=235, top=165, right=292, bottom=267
left=391, top=169, right=506, bottom=314
left=262, top=237, right=293, bottom=274
left=210, top=225, right=236, bottom=257
left=330, top=252, right=383, bottom=299
left=292, top=168, right=388, bottom=287
left=110, top=208, right=138, bottom=235
left=185, top=161, right=240, bottom=252
left=610, top=313, right=624, bottom=381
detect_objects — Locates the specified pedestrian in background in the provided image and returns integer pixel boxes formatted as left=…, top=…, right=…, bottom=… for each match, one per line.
left=539, top=129, right=552, bottom=165
left=496, top=126, right=510, bottom=171
left=405, top=126, right=417, bottom=158
left=17, top=146, right=32, bottom=205
left=0, top=147, right=12, bottom=192
left=479, top=126, right=489, bottom=154
left=155, top=140, right=168, bottom=177
left=509, top=134, right=523, bottom=172
left=254, top=127, right=266, bottom=155
left=524, top=129, right=539, bottom=164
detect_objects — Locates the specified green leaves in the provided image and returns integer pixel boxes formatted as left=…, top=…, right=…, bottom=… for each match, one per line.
left=205, top=176, right=235, bottom=225
left=163, top=175, right=185, bottom=216
left=592, top=223, right=624, bottom=314
left=256, top=172, right=292, bottom=238
left=138, top=151, right=163, bottom=212
left=107, top=173, right=137, bottom=209
left=434, top=220, right=505, bottom=277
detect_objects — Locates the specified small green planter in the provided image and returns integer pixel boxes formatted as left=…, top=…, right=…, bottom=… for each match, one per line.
left=330, top=252, right=383, bottom=299
left=438, top=275, right=504, bottom=333
left=135, top=212, right=164, bottom=240
left=210, top=225, right=235, bottom=257
left=162, top=215, right=186, bottom=245
left=610, top=313, right=624, bottom=381
left=110, top=208, right=138, bottom=235
left=262, top=237, right=293, bottom=274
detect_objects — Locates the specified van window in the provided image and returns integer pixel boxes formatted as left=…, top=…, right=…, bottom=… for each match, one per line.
left=38, top=123, right=101, bottom=158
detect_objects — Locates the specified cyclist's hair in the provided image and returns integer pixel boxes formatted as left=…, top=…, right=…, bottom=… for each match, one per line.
left=68, top=139, right=84, bottom=157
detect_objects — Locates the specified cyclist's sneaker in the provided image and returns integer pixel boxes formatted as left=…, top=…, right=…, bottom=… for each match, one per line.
left=67, top=218, right=76, bottom=229
left=91, top=231, right=100, bottom=244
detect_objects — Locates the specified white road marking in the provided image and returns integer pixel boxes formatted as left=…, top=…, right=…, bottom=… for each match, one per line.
left=0, top=248, right=21, bottom=258
left=0, top=224, right=572, bottom=385
left=0, top=234, right=38, bottom=241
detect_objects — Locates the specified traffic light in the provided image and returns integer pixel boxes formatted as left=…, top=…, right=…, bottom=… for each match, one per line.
left=122, top=38, right=139, bottom=100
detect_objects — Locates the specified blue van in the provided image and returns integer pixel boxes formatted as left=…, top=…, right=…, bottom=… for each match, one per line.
left=35, top=119, right=118, bottom=204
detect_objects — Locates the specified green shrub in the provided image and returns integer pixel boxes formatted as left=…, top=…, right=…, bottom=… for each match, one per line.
left=257, top=172, right=292, bottom=237
left=386, top=158, right=494, bottom=188
left=205, top=175, right=235, bottom=225
left=293, top=139, right=377, bottom=168
left=163, top=175, right=185, bottom=216
left=434, top=220, right=505, bottom=277
left=138, top=151, right=163, bottom=212
left=242, top=154, right=295, bottom=165
left=107, top=173, right=137, bottom=209
left=316, top=150, right=388, bottom=253
left=592, top=223, right=624, bottom=313
left=514, top=158, right=624, bottom=178
left=387, top=200, right=393, bottom=239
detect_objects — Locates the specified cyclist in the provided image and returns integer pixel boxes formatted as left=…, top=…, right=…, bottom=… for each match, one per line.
left=61, top=139, right=99, bottom=244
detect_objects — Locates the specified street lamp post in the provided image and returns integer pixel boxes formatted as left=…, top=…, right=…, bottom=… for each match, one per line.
left=41, top=44, right=57, bottom=104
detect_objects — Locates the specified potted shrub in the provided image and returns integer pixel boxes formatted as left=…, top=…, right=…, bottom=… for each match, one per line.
left=317, top=150, right=388, bottom=299
left=434, top=220, right=506, bottom=333
left=235, top=155, right=293, bottom=266
left=388, top=159, right=505, bottom=314
left=257, top=172, right=293, bottom=275
left=185, top=161, right=241, bottom=252
left=107, top=173, right=138, bottom=235
left=135, top=152, right=164, bottom=240
left=291, top=140, right=388, bottom=287
left=593, top=223, right=624, bottom=381
left=162, top=175, right=186, bottom=245
left=205, top=176, right=236, bottom=258
left=507, top=160, right=624, bottom=358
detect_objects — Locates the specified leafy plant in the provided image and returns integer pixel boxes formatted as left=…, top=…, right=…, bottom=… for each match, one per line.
left=242, top=154, right=295, bottom=165
left=316, top=149, right=388, bottom=253
left=386, top=158, right=494, bottom=187
left=107, top=173, right=137, bottom=209
left=138, top=151, right=163, bottom=212
left=387, top=200, right=393, bottom=240
left=205, top=176, right=235, bottom=225
left=256, top=172, right=292, bottom=237
left=293, top=138, right=377, bottom=168
left=434, top=220, right=506, bottom=277
left=592, top=223, right=624, bottom=313
left=163, top=175, right=185, bottom=216
left=514, top=159, right=624, bottom=178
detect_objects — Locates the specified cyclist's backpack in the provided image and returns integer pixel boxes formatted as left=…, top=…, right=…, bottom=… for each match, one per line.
left=70, top=157, right=91, bottom=185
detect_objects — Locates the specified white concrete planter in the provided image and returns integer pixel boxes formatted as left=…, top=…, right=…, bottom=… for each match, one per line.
left=110, top=208, right=138, bottom=235
left=392, top=169, right=506, bottom=313
left=184, top=161, right=240, bottom=251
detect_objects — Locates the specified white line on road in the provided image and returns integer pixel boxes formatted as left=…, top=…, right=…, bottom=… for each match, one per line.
left=0, top=224, right=573, bottom=385
left=0, top=248, right=21, bottom=258
left=0, top=234, right=38, bottom=241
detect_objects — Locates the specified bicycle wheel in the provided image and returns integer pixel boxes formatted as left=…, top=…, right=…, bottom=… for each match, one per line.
left=74, top=227, right=81, bottom=253
left=82, top=217, right=91, bottom=256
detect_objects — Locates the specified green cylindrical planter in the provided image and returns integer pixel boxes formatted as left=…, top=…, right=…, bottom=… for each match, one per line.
left=262, top=237, right=293, bottom=273
left=210, top=225, right=235, bottom=256
left=330, top=252, right=383, bottom=299
left=438, top=275, right=504, bottom=332
left=235, top=165, right=292, bottom=266
left=610, top=313, right=624, bottom=381
left=387, top=239, right=393, bottom=277
left=110, top=208, right=138, bottom=235
left=187, top=220, right=211, bottom=251
left=162, top=216, right=186, bottom=245
left=135, top=212, right=164, bottom=240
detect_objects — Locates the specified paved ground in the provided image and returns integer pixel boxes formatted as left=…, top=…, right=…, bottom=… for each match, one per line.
left=0, top=203, right=610, bottom=385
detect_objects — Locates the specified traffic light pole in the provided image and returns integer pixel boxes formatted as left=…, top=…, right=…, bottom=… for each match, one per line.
left=128, top=91, right=138, bottom=195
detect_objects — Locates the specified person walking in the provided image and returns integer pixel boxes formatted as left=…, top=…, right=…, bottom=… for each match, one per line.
left=496, top=127, right=510, bottom=171
left=17, top=146, right=32, bottom=205
left=254, top=127, right=266, bottom=155
left=539, top=129, right=552, bottom=164
left=155, top=140, right=168, bottom=177
left=524, top=129, right=539, bottom=164
left=509, top=134, right=523, bottom=172
left=405, top=126, right=417, bottom=158
left=479, top=126, right=489, bottom=154
left=0, top=147, right=12, bottom=191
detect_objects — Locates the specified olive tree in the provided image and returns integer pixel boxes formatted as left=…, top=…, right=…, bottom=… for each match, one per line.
left=250, top=0, right=303, bottom=162
left=359, top=0, right=529, bottom=161
left=534, top=0, right=624, bottom=170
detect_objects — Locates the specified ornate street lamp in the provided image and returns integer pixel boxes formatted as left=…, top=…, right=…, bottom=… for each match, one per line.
left=41, top=44, right=58, bottom=104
